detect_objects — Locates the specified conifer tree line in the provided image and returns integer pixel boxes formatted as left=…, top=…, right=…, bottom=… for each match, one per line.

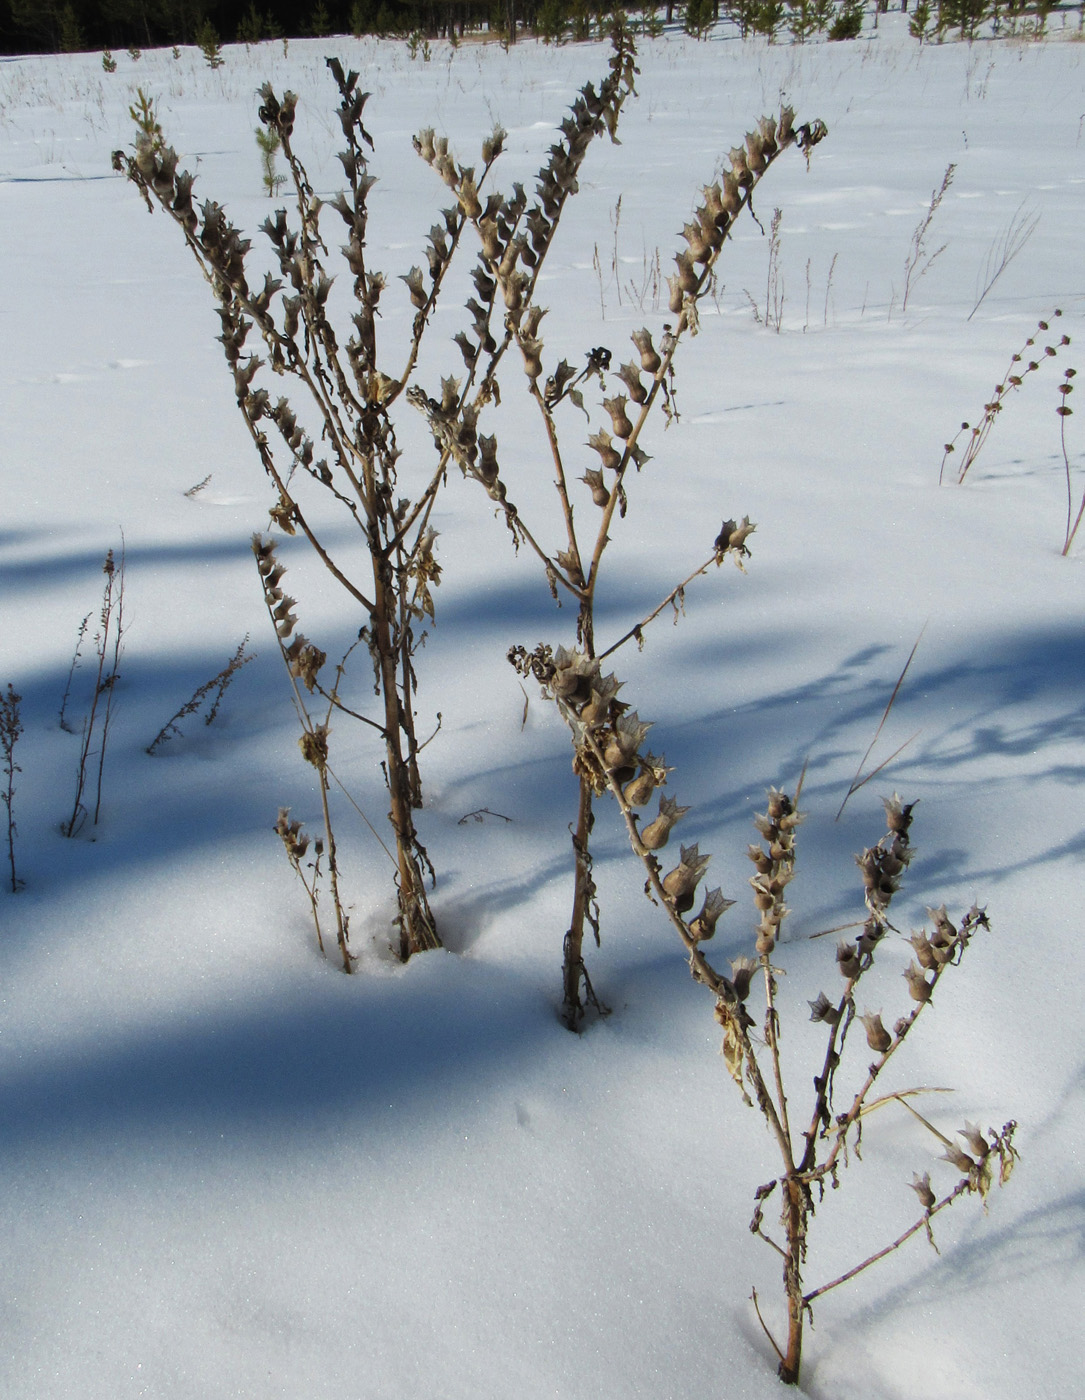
left=1, top=1, right=1073, bottom=80
left=0, top=0, right=883, bottom=53
left=0, top=0, right=657, bottom=52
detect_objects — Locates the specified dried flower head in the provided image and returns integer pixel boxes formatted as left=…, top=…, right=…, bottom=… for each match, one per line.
left=689, top=887, right=734, bottom=942
left=662, top=842, right=711, bottom=914
left=639, top=794, right=689, bottom=851
left=909, top=1171, right=936, bottom=1210
left=860, top=1011, right=892, bottom=1054
left=807, top=991, right=840, bottom=1026
left=904, top=961, right=933, bottom=1003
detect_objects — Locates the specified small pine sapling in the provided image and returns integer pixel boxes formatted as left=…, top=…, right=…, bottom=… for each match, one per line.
left=255, top=125, right=286, bottom=198
left=128, top=89, right=163, bottom=155
left=197, top=20, right=224, bottom=69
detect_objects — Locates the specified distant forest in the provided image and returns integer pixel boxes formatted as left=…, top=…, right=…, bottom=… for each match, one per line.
left=0, top=0, right=681, bottom=53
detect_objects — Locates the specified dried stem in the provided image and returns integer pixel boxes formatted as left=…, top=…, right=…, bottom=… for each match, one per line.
left=1, top=684, right=22, bottom=893
left=835, top=628, right=924, bottom=821
left=63, top=549, right=124, bottom=838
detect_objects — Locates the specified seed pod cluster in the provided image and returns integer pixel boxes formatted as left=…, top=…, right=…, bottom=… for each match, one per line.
left=252, top=535, right=326, bottom=691
left=405, top=384, right=503, bottom=502
left=664, top=106, right=825, bottom=318
left=275, top=807, right=310, bottom=863
left=443, top=29, right=637, bottom=377
left=855, top=794, right=915, bottom=914
left=746, top=787, right=801, bottom=956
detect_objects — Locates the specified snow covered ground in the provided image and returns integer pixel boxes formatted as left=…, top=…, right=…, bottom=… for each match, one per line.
left=1, top=16, right=1083, bottom=1398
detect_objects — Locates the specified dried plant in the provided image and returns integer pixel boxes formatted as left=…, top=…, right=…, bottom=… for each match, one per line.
left=764, top=206, right=785, bottom=332
left=835, top=630, right=923, bottom=821
left=899, top=161, right=954, bottom=315
left=1058, top=363, right=1081, bottom=555
left=940, top=310, right=1070, bottom=485
left=58, top=611, right=91, bottom=733
left=2, top=683, right=22, bottom=893
left=531, top=653, right=1016, bottom=1385
left=255, top=535, right=352, bottom=969
left=63, top=548, right=125, bottom=839
left=274, top=806, right=328, bottom=955
left=496, top=103, right=827, bottom=1026
left=968, top=199, right=1039, bottom=322
left=115, top=38, right=641, bottom=963
left=146, top=635, right=254, bottom=754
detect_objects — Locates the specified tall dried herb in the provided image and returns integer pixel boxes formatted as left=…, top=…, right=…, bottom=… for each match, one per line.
left=534, top=646, right=1017, bottom=1384
left=498, top=103, right=826, bottom=1026
left=114, top=37, right=638, bottom=962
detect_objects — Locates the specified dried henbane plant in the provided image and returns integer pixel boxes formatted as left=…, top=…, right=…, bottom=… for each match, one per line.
left=114, top=36, right=638, bottom=962
left=498, top=104, right=826, bottom=1026
left=533, top=661, right=1017, bottom=1386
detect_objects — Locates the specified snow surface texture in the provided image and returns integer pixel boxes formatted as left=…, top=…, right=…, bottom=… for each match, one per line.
left=2, top=17, right=1083, bottom=1400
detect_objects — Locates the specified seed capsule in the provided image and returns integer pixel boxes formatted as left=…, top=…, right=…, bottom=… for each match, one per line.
left=836, top=941, right=860, bottom=980
left=860, top=1011, right=892, bottom=1054
left=909, top=1172, right=935, bottom=1210
left=631, top=328, right=661, bottom=374
left=662, top=842, right=711, bottom=915
left=639, top=794, right=689, bottom=851
left=603, top=395, right=634, bottom=440
left=904, top=961, right=933, bottom=1002
left=689, top=887, right=733, bottom=942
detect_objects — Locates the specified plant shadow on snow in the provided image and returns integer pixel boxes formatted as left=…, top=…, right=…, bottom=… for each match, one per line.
left=0, top=532, right=256, bottom=597
left=662, top=616, right=1085, bottom=819
left=8, top=536, right=1084, bottom=949
left=803, top=1186, right=1085, bottom=1400
left=0, top=961, right=565, bottom=1154
left=0, top=935, right=708, bottom=1160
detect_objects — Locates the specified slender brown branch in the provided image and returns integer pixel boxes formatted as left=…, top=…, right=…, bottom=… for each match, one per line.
left=751, top=1289, right=787, bottom=1366
left=803, top=1178, right=971, bottom=1304
left=529, top=381, right=583, bottom=579
left=597, top=550, right=721, bottom=660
